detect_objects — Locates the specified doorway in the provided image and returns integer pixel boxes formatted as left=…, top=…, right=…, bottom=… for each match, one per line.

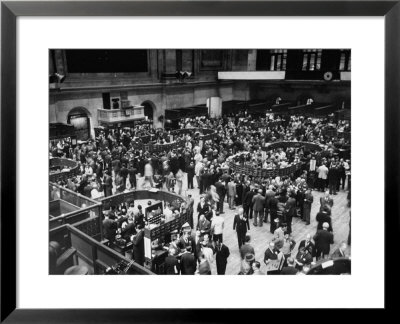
left=68, top=107, right=91, bottom=141
left=141, top=101, right=155, bottom=122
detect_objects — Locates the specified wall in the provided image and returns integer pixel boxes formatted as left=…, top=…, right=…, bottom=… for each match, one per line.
left=49, top=49, right=350, bottom=135
left=50, top=80, right=247, bottom=131
left=253, top=81, right=351, bottom=105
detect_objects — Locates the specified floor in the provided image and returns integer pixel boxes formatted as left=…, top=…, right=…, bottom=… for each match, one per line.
left=137, top=174, right=351, bottom=275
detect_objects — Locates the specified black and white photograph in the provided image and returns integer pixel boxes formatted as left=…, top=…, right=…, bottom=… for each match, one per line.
left=48, top=49, right=351, bottom=276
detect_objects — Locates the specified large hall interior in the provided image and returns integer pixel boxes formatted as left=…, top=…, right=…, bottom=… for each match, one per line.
left=49, top=49, right=351, bottom=276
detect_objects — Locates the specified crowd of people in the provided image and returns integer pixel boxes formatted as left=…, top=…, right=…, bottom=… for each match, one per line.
left=50, top=112, right=351, bottom=275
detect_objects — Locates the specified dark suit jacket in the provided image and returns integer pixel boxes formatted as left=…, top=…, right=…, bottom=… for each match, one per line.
left=121, top=222, right=136, bottom=240
left=233, top=215, right=250, bottom=233
left=313, top=230, right=334, bottom=254
left=316, top=212, right=333, bottom=232
left=180, top=252, right=196, bottom=275
left=243, top=190, right=255, bottom=207
left=252, top=194, right=266, bottom=211
left=103, top=218, right=117, bottom=241
left=197, top=202, right=210, bottom=217
left=165, top=255, right=180, bottom=275
left=187, top=165, right=195, bottom=178
left=303, top=193, right=314, bottom=209
left=131, top=229, right=144, bottom=265
left=285, top=197, right=297, bottom=218
left=281, top=266, right=298, bottom=275
left=216, top=244, right=230, bottom=265
left=177, top=236, right=194, bottom=251
left=264, top=248, right=280, bottom=263
left=268, top=196, right=278, bottom=211
left=215, top=181, right=227, bottom=198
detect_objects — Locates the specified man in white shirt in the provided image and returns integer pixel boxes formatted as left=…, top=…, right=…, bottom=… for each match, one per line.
left=211, top=211, right=224, bottom=243
left=163, top=203, right=174, bottom=222
left=316, top=163, right=329, bottom=192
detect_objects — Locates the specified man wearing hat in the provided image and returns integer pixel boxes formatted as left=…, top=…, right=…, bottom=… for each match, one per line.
left=239, top=235, right=255, bottom=260
left=240, top=253, right=255, bottom=275
left=313, top=222, right=334, bottom=260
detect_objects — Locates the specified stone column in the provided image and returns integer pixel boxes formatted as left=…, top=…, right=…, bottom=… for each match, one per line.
left=247, top=50, right=257, bottom=71
left=54, top=49, right=67, bottom=75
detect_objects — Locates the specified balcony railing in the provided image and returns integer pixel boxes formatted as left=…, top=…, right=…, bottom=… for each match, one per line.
left=97, top=105, right=145, bottom=124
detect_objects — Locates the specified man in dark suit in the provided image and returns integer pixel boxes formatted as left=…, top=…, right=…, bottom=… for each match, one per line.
left=284, top=192, right=297, bottom=234
left=127, top=163, right=137, bottom=189
left=131, top=224, right=145, bottom=266
left=302, top=189, right=313, bottom=225
left=280, top=257, right=298, bottom=275
left=241, top=180, right=251, bottom=206
left=121, top=216, right=136, bottom=241
left=186, top=161, right=195, bottom=189
left=243, top=188, right=256, bottom=219
left=193, top=230, right=203, bottom=262
left=313, top=222, right=334, bottom=260
left=268, top=194, right=279, bottom=234
left=215, top=178, right=227, bottom=214
left=165, top=248, right=180, bottom=275
left=102, top=212, right=117, bottom=242
left=233, top=208, right=250, bottom=249
left=316, top=206, right=333, bottom=232
left=215, top=240, right=230, bottom=275
left=177, top=231, right=194, bottom=252
left=221, top=170, right=231, bottom=186
left=328, top=162, right=339, bottom=195
left=252, top=189, right=266, bottom=227
left=180, top=246, right=196, bottom=275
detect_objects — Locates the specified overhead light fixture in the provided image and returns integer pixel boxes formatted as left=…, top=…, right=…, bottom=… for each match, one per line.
left=175, top=70, right=192, bottom=82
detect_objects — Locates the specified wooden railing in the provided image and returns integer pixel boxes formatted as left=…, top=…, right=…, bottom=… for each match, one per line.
left=49, top=157, right=80, bottom=183
left=50, top=224, right=153, bottom=275
left=99, top=189, right=187, bottom=243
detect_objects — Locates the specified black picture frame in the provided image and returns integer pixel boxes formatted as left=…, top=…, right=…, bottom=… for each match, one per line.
left=1, top=0, right=398, bottom=322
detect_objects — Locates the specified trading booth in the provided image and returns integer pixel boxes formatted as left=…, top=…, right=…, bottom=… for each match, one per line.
left=99, top=189, right=190, bottom=274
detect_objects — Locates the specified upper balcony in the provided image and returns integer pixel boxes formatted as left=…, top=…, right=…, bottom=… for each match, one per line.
left=97, top=105, right=145, bottom=124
